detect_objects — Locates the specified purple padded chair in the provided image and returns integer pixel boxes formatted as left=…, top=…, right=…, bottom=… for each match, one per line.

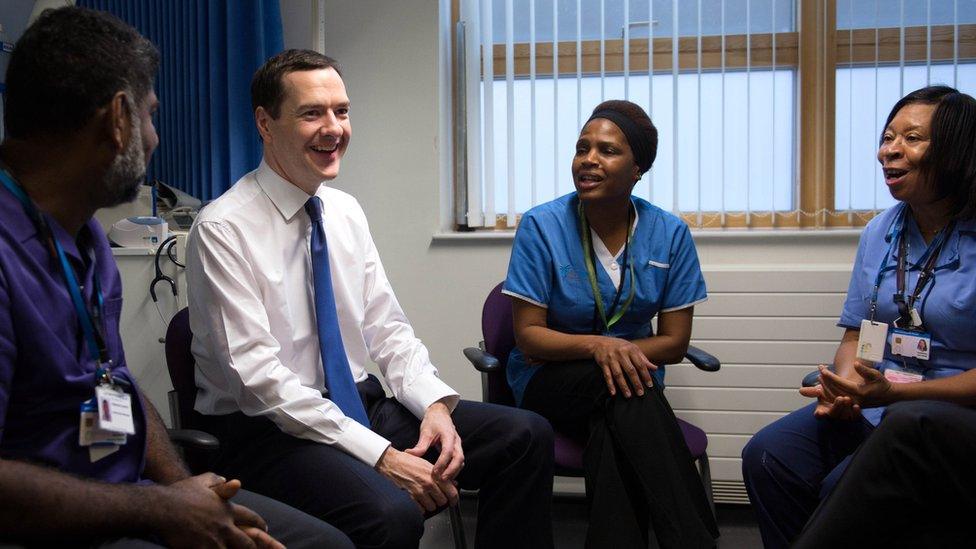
left=463, top=283, right=717, bottom=508
left=164, top=307, right=218, bottom=472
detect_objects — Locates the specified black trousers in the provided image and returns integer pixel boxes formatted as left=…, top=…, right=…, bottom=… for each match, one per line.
left=793, top=400, right=976, bottom=549
left=521, top=360, right=718, bottom=549
left=202, top=375, right=555, bottom=549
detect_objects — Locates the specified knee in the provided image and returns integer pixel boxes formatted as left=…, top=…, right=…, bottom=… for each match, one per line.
left=506, top=409, right=555, bottom=462
left=741, top=422, right=783, bottom=482
left=307, top=522, right=356, bottom=549
left=881, top=400, right=956, bottom=442
left=358, top=494, right=424, bottom=549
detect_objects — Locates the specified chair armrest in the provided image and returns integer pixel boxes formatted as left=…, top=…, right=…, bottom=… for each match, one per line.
left=801, top=364, right=836, bottom=388
left=463, top=347, right=501, bottom=373
left=685, top=345, right=721, bottom=372
left=167, top=428, right=219, bottom=451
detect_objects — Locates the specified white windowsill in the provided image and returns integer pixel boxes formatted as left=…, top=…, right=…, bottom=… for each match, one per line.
left=432, top=227, right=863, bottom=243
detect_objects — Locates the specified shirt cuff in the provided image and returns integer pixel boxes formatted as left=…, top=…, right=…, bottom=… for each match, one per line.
left=332, top=417, right=392, bottom=467
left=399, top=373, right=460, bottom=419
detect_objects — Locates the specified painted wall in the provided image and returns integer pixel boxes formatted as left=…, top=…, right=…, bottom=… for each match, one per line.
left=299, top=0, right=868, bottom=497
left=304, top=0, right=860, bottom=399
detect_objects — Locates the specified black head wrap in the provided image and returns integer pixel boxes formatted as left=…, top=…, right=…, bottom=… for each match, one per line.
left=586, top=109, right=655, bottom=174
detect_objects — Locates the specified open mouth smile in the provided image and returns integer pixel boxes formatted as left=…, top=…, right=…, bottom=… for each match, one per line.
left=883, top=167, right=909, bottom=186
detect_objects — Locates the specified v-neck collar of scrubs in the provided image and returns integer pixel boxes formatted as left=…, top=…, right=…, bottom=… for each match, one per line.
left=881, top=203, right=964, bottom=271
left=588, top=203, right=640, bottom=288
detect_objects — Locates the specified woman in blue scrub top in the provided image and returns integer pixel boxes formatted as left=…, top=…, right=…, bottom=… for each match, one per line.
left=743, top=86, right=976, bottom=549
left=504, top=100, right=718, bottom=549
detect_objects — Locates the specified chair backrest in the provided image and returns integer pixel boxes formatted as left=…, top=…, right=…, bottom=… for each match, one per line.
left=481, top=282, right=517, bottom=406
left=164, top=307, right=197, bottom=429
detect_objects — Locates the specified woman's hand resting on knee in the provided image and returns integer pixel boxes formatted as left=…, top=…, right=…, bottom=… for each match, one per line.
left=588, top=336, right=657, bottom=398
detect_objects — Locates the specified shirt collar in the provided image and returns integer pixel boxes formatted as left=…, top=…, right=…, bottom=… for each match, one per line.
left=0, top=186, right=39, bottom=242
left=253, top=161, right=321, bottom=222
left=0, top=179, right=88, bottom=262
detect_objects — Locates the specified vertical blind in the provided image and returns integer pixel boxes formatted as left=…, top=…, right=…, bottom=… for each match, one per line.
left=834, top=0, right=976, bottom=213
left=455, top=0, right=976, bottom=230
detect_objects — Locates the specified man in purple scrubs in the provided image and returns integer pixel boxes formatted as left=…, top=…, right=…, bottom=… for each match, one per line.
left=0, top=7, right=351, bottom=548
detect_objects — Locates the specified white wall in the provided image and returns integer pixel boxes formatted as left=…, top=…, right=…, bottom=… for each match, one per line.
left=288, top=0, right=864, bottom=499
left=306, top=0, right=859, bottom=395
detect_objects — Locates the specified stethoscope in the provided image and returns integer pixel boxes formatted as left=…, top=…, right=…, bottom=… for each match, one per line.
left=150, top=235, right=183, bottom=303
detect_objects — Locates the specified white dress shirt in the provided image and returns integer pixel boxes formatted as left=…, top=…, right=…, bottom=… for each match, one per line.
left=186, top=161, right=459, bottom=466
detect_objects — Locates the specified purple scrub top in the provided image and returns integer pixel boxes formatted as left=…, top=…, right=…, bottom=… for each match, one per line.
left=0, top=187, right=147, bottom=482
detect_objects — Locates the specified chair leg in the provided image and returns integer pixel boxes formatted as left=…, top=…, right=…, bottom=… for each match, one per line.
left=449, top=501, right=467, bottom=549
left=697, top=452, right=715, bottom=519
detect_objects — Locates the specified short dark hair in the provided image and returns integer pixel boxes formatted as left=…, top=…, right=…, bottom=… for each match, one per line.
left=590, top=99, right=659, bottom=172
left=882, top=85, right=976, bottom=220
left=251, top=49, right=342, bottom=119
left=4, top=6, right=159, bottom=139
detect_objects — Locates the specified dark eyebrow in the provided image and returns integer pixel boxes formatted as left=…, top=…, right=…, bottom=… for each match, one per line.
left=294, top=101, right=350, bottom=113
left=294, top=104, right=322, bottom=113
left=886, top=123, right=927, bottom=133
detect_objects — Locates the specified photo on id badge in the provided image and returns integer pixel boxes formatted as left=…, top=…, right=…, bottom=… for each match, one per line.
left=891, top=328, right=931, bottom=361
left=101, top=398, right=112, bottom=422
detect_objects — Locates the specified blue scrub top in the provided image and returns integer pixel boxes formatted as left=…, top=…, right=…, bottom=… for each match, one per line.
left=840, top=202, right=976, bottom=425
left=503, top=192, right=707, bottom=404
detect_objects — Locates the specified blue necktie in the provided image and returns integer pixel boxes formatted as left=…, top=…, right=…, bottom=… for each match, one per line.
left=305, top=196, right=371, bottom=427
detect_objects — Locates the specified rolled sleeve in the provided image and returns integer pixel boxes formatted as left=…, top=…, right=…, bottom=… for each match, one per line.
left=660, top=223, right=708, bottom=312
left=839, top=228, right=873, bottom=329
left=504, top=214, right=553, bottom=307
left=187, top=221, right=392, bottom=466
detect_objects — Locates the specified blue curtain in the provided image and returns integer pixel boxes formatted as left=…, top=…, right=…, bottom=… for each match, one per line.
left=77, top=0, right=283, bottom=200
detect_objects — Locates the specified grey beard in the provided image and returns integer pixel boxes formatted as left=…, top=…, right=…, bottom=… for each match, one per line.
left=102, top=105, right=147, bottom=208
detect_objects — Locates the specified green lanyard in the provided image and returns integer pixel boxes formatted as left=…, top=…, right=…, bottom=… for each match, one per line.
left=577, top=200, right=636, bottom=333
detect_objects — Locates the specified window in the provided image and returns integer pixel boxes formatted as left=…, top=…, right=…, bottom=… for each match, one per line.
left=835, top=0, right=976, bottom=212
left=452, top=0, right=976, bottom=230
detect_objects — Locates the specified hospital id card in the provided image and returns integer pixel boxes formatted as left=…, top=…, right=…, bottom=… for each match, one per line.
left=79, top=398, right=126, bottom=463
left=857, top=320, right=888, bottom=363
left=890, top=328, right=931, bottom=360
left=95, top=385, right=136, bottom=435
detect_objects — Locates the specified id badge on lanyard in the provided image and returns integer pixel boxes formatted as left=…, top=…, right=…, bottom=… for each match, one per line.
left=858, top=205, right=950, bottom=383
left=0, top=167, right=134, bottom=460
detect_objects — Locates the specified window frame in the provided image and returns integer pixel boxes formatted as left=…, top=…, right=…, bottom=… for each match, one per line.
left=451, top=0, right=976, bottom=230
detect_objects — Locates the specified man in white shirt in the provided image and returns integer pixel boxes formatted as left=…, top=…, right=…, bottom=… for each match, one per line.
left=186, top=49, right=554, bottom=549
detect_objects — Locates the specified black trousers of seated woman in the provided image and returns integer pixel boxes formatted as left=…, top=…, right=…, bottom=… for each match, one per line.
left=522, top=359, right=719, bottom=549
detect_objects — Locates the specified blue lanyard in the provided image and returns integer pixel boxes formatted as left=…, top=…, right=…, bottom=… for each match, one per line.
left=0, top=167, right=113, bottom=383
